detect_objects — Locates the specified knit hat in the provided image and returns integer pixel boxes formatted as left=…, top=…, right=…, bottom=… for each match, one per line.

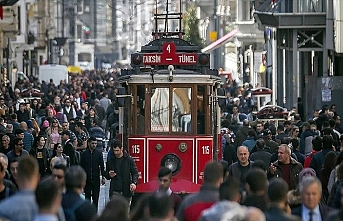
left=42, top=120, right=49, bottom=128
left=299, top=168, right=316, bottom=181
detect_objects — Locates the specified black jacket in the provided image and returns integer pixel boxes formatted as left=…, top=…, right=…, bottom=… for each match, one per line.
left=80, top=148, right=105, bottom=181
left=29, top=147, right=50, bottom=175
left=266, top=206, right=301, bottom=221
left=105, top=151, right=139, bottom=198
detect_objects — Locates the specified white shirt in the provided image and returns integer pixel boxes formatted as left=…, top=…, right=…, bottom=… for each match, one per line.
left=302, top=204, right=322, bottom=221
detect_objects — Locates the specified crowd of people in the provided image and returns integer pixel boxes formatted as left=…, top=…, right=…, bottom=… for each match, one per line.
left=0, top=71, right=343, bottom=220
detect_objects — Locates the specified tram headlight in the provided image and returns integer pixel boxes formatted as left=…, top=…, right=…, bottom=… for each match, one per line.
left=161, top=154, right=181, bottom=175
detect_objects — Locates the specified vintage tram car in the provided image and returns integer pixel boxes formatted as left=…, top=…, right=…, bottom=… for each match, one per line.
left=116, top=7, right=222, bottom=194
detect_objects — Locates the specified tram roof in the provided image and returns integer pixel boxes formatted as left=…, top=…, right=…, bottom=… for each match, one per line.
left=119, top=69, right=221, bottom=85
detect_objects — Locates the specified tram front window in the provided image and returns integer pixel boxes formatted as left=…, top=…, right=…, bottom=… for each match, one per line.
left=172, top=88, right=191, bottom=132
left=151, top=88, right=170, bottom=132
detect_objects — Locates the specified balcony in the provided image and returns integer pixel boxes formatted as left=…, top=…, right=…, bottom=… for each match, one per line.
left=254, top=0, right=327, bottom=29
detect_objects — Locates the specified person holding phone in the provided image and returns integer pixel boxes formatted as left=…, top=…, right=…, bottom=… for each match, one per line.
left=105, top=140, right=138, bottom=204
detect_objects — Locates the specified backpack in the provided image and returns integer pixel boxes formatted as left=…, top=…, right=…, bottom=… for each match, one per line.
left=64, top=200, right=85, bottom=221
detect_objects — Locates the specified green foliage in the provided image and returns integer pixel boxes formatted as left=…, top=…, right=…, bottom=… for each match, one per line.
left=183, top=5, right=205, bottom=49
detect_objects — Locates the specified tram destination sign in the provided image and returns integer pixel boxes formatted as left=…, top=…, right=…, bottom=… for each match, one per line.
left=142, top=42, right=197, bottom=66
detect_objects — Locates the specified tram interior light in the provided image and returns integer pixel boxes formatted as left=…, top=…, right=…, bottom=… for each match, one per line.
left=161, top=154, right=181, bottom=175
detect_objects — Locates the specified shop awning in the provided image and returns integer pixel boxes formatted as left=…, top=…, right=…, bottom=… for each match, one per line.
left=201, top=29, right=238, bottom=53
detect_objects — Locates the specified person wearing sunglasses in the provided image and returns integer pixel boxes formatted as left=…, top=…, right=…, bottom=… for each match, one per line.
left=6, top=138, right=28, bottom=164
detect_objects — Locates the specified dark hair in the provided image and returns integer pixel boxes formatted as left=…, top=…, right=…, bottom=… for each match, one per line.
left=61, top=130, right=70, bottom=137
left=52, top=143, right=63, bottom=158
left=55, top=106, right=62, bottom=112
left=18, top=155, right=39, bottom=183
left=245, top=168, right=267, bottom=193
left=203, top=161, right=223, bottom=184
left=149, top=192, right=174, bottom=219
left=13, top=137, right=23, bottom=146
left=322, top=106, right=329, bottom=113
left=290, top=138, right=300, bottom=150
left=129, top=194, right=151, bottom=221
left=252, top=160, right=267, bottom=171
left=277, top=124, right=284, bottom=131
left=312, top=136, right=323, bottom=151
left=248, top=129, right=257, bottom=140
left=10, top=113, right=17, bottom=120
left=88, top=136, right=97, bottom=143
left=65, top=165, right=86, bottom=190
left=35, top=177, right=60, bottom=210
left=111, top=140, right=122, bottom=149
left=283, top=120, right=291, bottom=126
left=92, top=119, right=99, bottom=126
left=322, top=122, right=330, bottom=130
left=53, top=163, right=67, bottom=172
left=219, top=177, right=240, bottom=201
left=14, top=128, right=24, bottom=135
left=322, top=135, right=333, bottom=149
left=256, top=139, right=265, bottom=150
left=268, top=178, right=288, bottom=203
left=95, top=193, right=129, bottom=221
left=293, top=114, right=301, bottom=121
left=281, top=137, right=291, bottom=145
left=329, top=119, right=336, bottom=128
left=75, top=121, right=83, bottom=128
left=158, top=167, right=172, bottom=178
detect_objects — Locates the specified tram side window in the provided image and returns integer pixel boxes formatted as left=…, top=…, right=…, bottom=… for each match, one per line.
left=197, top=85, right=205, bottom=134
left=151, top=88, right=170, bottom=132
left=136, top=85, right=145, bottom=134
left=172, top=88, right=191, bottom=132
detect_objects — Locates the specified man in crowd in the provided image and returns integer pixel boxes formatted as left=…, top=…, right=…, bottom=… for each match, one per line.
left=249, top=139, right=272, bottom=168
left=62, top=165, right=97, bottom=220
left=75, top=121, right=88, bottom=151
left=80, top=136, right=106, bottom=211
left=6, top=138, right=28, bottom=163
left=157, top=167, right=182, bottom=213
left=34, top=177, right=62, bottom=221
left=228, top=146, right=254, bottom=187
left=148, top=192, right=175, bottom=221
left=200, top=176, right=266, bottom=221
left=0, top=155, right=39, bottom=221
left=105, top=140, right=138, bottom=203
left=310, top=135, right=335, bottom=176
left=269, top=144, right=303, bottom=190
left=62, top=98, right=77, bottom=121
left=292, top=176, right=332, bottom=220
left=176, top=161, right=223, bottom=221
left=242, top=168, right=269, bottom=211
left=265, top=178, right=300, bottom=221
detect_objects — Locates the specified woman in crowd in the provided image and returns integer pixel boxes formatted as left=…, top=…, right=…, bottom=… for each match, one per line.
left=50, top=143, right=70, bottom=168
left=45, top=117, right=62, bottom=157
left=29, top=135, right=50, bottom=177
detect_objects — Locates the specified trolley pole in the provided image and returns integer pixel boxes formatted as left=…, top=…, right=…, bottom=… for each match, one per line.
left=213, top=0, right=220, bottom=69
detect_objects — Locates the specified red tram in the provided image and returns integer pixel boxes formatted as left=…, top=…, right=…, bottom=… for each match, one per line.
left=116, top=6, right=222, bottom=194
